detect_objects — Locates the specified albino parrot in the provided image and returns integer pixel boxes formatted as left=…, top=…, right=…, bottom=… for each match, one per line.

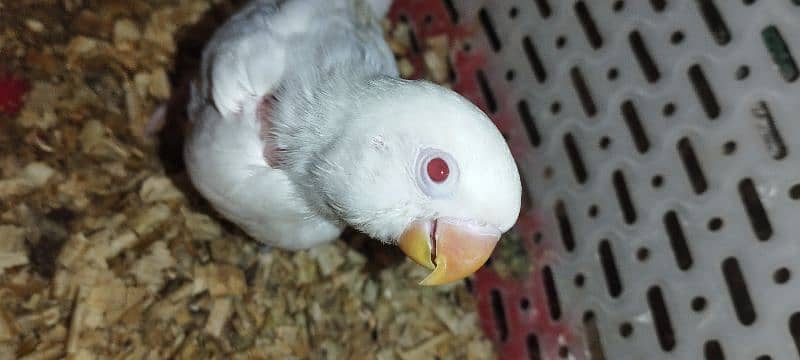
left=184, top=0, right=521, bottom=285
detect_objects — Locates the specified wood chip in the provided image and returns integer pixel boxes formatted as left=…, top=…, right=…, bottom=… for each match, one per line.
left=0, top=308, right=18, bottom=342
left=113, top=19, right=141, bottom=46
left=193, top=264, right=246, bottom=297
left=129, top=241, right=176, bottom=293
left=182, top=208, right=222, bottom=241
left=204, top=297, right=233, bottom=337
left=140, top=175, right=184, bottom=203
left=131, top=204, right=171, bottom=236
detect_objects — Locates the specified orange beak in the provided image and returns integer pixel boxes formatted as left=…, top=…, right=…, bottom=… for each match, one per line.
left=398, top=219, right=500, bottom=286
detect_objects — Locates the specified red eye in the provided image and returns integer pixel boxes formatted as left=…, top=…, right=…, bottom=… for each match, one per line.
left=426, top=157, right=450, bottom=183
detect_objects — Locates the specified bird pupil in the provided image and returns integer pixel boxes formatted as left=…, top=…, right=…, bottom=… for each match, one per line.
left=427, top=157, right=449, bottom=183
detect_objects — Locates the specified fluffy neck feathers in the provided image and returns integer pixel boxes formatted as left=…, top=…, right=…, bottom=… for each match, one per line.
left=268, top=63, right=403, bottom=222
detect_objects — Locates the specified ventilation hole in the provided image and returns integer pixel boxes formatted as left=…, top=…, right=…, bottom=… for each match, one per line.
left=446, top=70, right=464, bottom=92
left=588, top=205, right=599, bottom=218
left=509, top=7, right=519, bottom=18
left=790, top=184, right=800, bottom=200
left=462, top=42, right=472, bottom=52
left=517, top=100, right=542, bottom=147
left=739, top=178, right=773, bottom=241
left=613, top=170, right=637, bottom=224
left=621, top=100, right=651, bottom=153
left=704, top=340, right=726, bottom=360
left=652, top=175, right=664, bottom=188
left=583, top=312, right=608, bottom=360
left=423, top=14, right=433, bottom=25
left=574, top=273, right=586, bottom=287
left=534, top=0, right=552, bottom=18
left=664, top=211, right=694, bottom=271
left=637, top=247, right=650, bottom=262
left=723, top=141, right=737, bottom=155
left=608, top=67, right=619, bottom=80
left=708, top=217, right=723, bottom=231
left=722, top=257, right=757, bottom=326
left=490, top=289, right=509, bottom=341
left=551, top=101, right=562, bottom=114
left=527, top=333, right=542, bottom=360
left=756, top=356, right=772, bottom=360
left=555, top=200, right=576, bottom=252
left=476, top=70, right=498, bottom=113
left=774, top=268, right=791, bottom=284
left=522, top=36, right=548, bottom=83
left=629, top=30, right=661, bottom=83
left=677, top=137, right=709, bottom=194
left=442, top=0, right=459, bottom=23
left=506, top=70, right=516, bottom=81
left=619, top=322, right=633, bottom=338
left=478, top=8, right=502, bottom=52
left=648, top=286, right=676, bottom=351
left=692, top=296, right=707, bottom=312
left=575, top=2, right=603, bottom=49
left=599, top=240, right=623, bottom=298
left=564, top=133, right=589, bottom=184
left=762, top=25, right=799, bottom=82
left=599, top=136, right=612, bottom=149
left=663, top=102, right=676, bottom=117
left=613, top=0, right=625, bottom=11
left=688, top=64, right=721, bottom=119
left=751, top=100, right=788, bottom=160
left=558, top=346, right=569, bottom=358
left=542, top=266, right=563, bottom=320
left=790, top=312, right=800, bottom=356
left=533, top=232, right=543, bottom=244
left=671, top=31, right=685, bottom=44
left=735, top=65, right=750, bottom=80
left=520, top=178, right=533, bottom=213
left=571, top=66, right=598, bottom=117
left=696, top=0, right=732, bottom=45
left=407, top=26, right=422, bottom=53
left=543, top=166, right=554, bottom=179
left=651, top=0, right=667, bottom=11
left=520, top=298, right=531, bottom=310
left=556, top=35, right=567, bottom=48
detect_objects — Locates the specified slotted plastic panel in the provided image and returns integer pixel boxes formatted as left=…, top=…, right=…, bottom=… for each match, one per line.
left=389, top=0, right=800, bottom=359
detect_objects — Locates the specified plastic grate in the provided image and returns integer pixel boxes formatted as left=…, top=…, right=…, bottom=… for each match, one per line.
left=390, top=0, right=800, bottom=359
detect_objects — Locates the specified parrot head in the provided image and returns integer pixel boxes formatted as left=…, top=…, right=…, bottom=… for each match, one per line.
left=320, top=77, right=522, bottom=286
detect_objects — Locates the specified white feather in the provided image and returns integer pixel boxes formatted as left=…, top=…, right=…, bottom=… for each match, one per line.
left=185, top=0, right=521, bottom=250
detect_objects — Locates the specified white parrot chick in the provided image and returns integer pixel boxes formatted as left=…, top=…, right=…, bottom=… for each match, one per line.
left=184, top=0, right=522, bottom=285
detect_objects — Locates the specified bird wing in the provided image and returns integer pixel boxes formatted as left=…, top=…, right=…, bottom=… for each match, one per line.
left=185, top=0, right=346, bottom=249
left=191, top=0, right=296, bottom=119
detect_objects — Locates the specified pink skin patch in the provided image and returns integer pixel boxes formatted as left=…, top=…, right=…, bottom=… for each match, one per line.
left=258, top=94, right=285, bottom=168
left=0, top=72, right=29, bottom=116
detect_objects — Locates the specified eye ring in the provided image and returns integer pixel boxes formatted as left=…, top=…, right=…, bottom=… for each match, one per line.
left=416, top=148, right=459, bottom=198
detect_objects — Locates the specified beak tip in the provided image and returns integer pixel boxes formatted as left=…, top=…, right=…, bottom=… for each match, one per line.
left=399, top=219, right=500, bottom=286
